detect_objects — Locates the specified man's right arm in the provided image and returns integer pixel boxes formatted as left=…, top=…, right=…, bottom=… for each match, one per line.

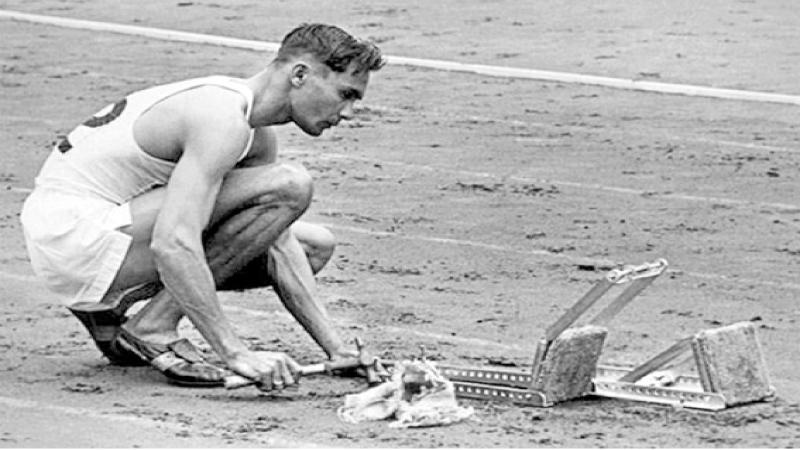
left=150, top=91, right=298, bottom=387
left=151, top=150, right=245, bottom=360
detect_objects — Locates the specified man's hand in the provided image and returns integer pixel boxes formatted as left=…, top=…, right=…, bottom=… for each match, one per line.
left=227, top=350, right=302, bottom=391
left=331, top=346, right=360, bottom=360
left=327, top=341, right=380, bottom=381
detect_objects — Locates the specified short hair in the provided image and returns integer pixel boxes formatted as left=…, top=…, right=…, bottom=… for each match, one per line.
left=274, top=23, right=385, bottom=74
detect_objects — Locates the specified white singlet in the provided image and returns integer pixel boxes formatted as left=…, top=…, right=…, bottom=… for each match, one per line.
left=20, top=76, right=255, bottom=305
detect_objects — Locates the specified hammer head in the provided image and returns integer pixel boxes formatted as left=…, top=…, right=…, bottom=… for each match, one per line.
left=325, top=337, right=390, bottom=385
left=354, top=337, right=390, bottom=385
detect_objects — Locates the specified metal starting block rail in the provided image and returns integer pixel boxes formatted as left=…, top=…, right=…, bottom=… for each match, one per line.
left=435, top=259, right=775, bottom=411
left=439, top=363, right=728, bottom=410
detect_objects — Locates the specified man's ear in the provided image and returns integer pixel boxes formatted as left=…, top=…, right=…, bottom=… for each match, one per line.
left=290, top=63, right=310, bottom=88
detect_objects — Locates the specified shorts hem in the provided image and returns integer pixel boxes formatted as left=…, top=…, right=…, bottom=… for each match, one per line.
left=69, top=231, right=132, bottom=306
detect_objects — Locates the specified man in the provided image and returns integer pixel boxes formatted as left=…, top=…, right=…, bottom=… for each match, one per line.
left=20, top=23, right=385, bottom=390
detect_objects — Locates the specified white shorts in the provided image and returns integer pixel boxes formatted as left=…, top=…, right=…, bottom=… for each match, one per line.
left=20, top=187, right=133, bottom=306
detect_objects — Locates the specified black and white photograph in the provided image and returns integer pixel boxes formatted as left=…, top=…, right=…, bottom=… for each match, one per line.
left=0, top=0, right=798, bottom=447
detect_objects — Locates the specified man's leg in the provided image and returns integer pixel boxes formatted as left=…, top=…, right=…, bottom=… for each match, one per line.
left=115, top=161, right=313, bottom=326
left=217, top=222, right=335, bottom=291
left=124, top=221, right=335, bottom=343
left=74, top=220, right=336, bottom=365
left=120, top=164, right=348, bottom=385
left=109, top=162, right=313, bottom=291
left=122, top=173, right=347, bottom=362
left=74, top=163, right=315, bottom=373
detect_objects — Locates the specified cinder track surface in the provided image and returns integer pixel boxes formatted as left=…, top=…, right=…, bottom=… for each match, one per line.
left=1, top=1, right=799, bottom=447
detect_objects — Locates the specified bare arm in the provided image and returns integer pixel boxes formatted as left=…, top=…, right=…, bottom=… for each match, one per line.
left=268, top=229, right=347, bottom=358
left=150, top=92, right=301, bottom=387
left=150, top=96, right=250, bottom=362
left=241, top=127, right=350, bottom=359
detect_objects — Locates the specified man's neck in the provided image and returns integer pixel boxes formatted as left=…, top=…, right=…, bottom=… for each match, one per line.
left=245, top=66, right=292, bottom=127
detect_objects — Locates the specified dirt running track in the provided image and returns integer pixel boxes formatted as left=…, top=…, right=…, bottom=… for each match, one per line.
left=1, top=0, right=800, bottom=447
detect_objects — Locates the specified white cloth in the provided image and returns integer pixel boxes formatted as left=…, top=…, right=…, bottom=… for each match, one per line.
left=337, top=360, right=474, bottom=428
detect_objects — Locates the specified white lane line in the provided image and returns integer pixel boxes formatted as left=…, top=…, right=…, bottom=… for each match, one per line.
left=0, top=10, right=279, bottom=52
left=292, top=151, right=800, bottom=211
left=2, top=9, right=800, bottom=106
left=364, top=105, right=800, bottom=156
left=7, top=241, right=800, bottom=294
left=320, top=222, right=614, bottom=265
left=3, top=186, right=789, bottom=287
left=358, top=105, right=800, bottom=156
left=686, top=138, right=799, bottom=154
left=389, top=55, right=800, bottom=106
left=0, top=395, right=319, bottom=447
left=323, top=223, right=800, bottom=291
left=399, top=108, right=800, bottom=156
left=3, top=190, right=800, bottom=291
left=4, top=221, right=800, bottom=298
left=11, top=155, right=798, bottom=213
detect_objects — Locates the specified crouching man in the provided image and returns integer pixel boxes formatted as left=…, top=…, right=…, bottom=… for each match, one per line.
left=20, top=23, right=385, bottom=390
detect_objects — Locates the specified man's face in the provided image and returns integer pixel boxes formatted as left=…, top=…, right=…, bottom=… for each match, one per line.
left=290, top=61, right=369, bottom=136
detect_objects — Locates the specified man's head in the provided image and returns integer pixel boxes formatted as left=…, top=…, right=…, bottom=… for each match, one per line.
left=274, top=24, right=385, bottom=136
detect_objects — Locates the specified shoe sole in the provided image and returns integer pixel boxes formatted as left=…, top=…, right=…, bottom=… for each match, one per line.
left=68, top=283, right=162, bottom=366
left=116, top=330, right=227, bottom=388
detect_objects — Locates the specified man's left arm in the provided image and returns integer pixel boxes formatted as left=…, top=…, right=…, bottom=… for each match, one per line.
left=267, top=229, right=353, bottom=359
left=243, top=126, right=354, bottom=360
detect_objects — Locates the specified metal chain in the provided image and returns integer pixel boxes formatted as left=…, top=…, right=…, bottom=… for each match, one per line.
left=606, top=258, right=669, bottom=284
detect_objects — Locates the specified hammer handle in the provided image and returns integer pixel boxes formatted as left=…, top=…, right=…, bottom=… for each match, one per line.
left=224, top=358, right=363, bottom=390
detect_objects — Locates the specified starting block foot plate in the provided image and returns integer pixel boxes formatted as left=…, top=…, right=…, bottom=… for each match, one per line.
left=693, top=321, right=774, bottom=406
left=591, top=321, right=775, bottom=411
left=532, top=325, right=607, bottom=403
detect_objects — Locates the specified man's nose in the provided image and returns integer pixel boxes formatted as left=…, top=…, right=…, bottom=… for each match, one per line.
left=340, top=101, right=355, bottom=120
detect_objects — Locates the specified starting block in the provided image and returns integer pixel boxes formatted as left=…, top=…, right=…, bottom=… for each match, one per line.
left=593, top=321, right=775, bottom=410
left=436, top=259, right=775, bottom=411
left=438, top=259, right=668, bottom=407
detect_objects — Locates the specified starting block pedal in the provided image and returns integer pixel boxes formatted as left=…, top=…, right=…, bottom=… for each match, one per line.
left=592, top=321, right=775, bottom=410
left=439, top=259, right=669, bottom=407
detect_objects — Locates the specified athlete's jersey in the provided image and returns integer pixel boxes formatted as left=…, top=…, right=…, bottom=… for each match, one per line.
left=34, top=76, right=255, bottom=204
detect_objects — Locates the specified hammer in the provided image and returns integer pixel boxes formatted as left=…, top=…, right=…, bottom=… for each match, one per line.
left=224, top=337, right=388, bottom=390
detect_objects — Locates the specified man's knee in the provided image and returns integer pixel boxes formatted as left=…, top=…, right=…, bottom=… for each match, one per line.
left=308, top=227, right=336, bottom=273
left=255, top=162, right=313, bottom=213
left=293, top=222, right=336, bottom=273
